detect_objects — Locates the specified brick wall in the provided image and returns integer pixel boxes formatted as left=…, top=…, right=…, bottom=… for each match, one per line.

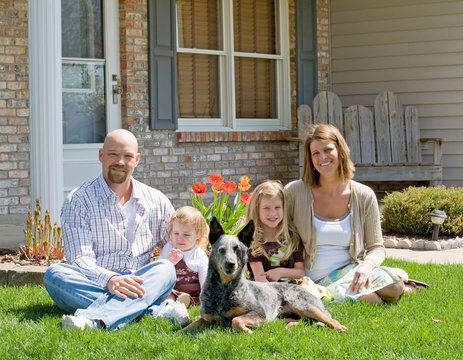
left=317, top=0, right=330, bottom=91
left=0, top=0, right=30, bottom=218
left=0, top=0, right=326, bottom=217
left=119, top=0, right=301, bottom=208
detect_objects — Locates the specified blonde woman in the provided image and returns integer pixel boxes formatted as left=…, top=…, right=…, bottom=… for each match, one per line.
left=285, top=124, right=412, bottom=304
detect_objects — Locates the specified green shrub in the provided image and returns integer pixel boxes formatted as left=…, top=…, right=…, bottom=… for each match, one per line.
left=381, top=186, right=463, bottom=237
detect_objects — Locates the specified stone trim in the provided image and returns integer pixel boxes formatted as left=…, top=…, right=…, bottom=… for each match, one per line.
left=384, top=237, right=463, bottom=251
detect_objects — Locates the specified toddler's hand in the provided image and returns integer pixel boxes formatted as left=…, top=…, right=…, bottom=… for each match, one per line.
left=265, top=268, right=283, bottom=282
left=169, top=248, right=183, bottom=265
left=255, top=273, right=269, bottom=282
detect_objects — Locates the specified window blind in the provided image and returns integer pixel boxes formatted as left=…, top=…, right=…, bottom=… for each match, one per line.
left=234, top=0, right=276, bottom=119
left=177, top=0, right=218, bottom=118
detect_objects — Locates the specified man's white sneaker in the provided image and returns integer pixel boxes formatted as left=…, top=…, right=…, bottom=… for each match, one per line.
left=61, top=315, right=101, bottom=330
left=158, top=300, right=190, bottom=326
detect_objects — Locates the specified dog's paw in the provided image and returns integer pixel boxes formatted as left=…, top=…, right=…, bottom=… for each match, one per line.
left=284, top=320, right=300, bottom=329
left=334, top=323, right=348, bottom=332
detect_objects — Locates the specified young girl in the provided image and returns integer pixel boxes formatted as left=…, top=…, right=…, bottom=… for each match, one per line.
left=160, top=206, right=209, bottom=307
left=246, top=180, right=330, bottom=300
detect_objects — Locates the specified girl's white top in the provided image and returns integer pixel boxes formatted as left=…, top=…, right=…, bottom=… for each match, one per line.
left=160, top=242, right=209, bottom=287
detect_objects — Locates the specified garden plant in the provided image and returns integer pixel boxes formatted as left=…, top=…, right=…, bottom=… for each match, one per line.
left=191, top=174, right=251, bottom=235
left=20, top=198, right=64, bottom=261
left=381, top=186, right=463, bottom=237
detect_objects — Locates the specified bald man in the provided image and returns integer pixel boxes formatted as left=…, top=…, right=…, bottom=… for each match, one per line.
left=44, top=129, right=189, bottom=330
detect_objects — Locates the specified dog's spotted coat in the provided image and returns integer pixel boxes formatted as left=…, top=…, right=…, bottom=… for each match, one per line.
left=180, top=217, right=347, bottom=333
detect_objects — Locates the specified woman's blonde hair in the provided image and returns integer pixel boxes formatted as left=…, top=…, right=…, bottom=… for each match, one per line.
left=246, top=180, right=301, bottom=261
left=302, top=124, right=355, bottom=187
left=168, top=206, right=209, bottom=250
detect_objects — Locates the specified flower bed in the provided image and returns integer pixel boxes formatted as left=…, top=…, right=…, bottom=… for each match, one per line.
left=191, top=174, right=251, bottom=234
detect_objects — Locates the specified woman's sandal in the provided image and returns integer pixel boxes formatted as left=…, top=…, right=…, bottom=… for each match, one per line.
left=405, top=279, right=431, bottom=290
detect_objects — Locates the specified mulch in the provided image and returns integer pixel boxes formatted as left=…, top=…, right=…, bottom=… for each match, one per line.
left=0, top=246, right=163, bottom=267
left=0, top=248, right=65, bottom=267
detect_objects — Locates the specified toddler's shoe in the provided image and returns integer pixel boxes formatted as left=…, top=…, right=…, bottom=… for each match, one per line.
left=176, top=293, right=191, bottom=308
left=158, top=300, right=190, bottom=326
left=61, top=315, right=101, bottom=330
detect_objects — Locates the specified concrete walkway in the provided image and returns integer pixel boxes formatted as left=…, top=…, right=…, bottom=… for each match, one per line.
left=1, top=247, right=462, bottom=287
left=386, top=247, right=463, bottom=265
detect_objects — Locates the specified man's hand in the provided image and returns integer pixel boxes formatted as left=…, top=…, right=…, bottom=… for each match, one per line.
left=168, top=248, right=183, bottom=265
left=106, top=274, right=145, bottom=299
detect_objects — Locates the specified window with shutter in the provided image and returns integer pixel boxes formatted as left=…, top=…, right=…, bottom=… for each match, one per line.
left=176, top=0, right=291, bottom=131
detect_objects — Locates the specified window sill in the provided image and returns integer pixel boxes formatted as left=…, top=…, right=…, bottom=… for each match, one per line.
left=177, top=130, right=299, bottom=143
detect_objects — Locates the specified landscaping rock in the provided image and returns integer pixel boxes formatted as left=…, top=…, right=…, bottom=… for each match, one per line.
left=447, top=239, right=457, bottom=249
left=439, top=240, right=450, bottom=250
left=384, top=238, right=398, bottom=248
left=411, top=240, right=426, bottom=250
left=425, top=241, right=441, bottom=251
left=397, top=239, right=412, bottom=249
left=455, top=237, right=463, bottom=248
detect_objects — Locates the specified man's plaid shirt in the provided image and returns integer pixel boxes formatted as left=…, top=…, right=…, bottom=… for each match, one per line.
left=61, top=174, right=174, bottom=287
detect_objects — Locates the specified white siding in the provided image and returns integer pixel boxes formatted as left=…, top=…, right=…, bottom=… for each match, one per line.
left=329, top=0, right=463, bottom=187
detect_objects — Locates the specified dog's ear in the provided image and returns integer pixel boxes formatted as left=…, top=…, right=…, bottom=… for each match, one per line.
left=209, top=216, right=225, bottom=246
left=237, top=220, right=254, bottom=248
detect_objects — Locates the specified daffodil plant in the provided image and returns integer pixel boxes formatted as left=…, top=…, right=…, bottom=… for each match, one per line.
left=191, top=174, right=251, bottom=234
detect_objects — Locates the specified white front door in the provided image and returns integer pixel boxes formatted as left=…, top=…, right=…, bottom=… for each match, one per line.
left=61, top=0, right=121, bottom=196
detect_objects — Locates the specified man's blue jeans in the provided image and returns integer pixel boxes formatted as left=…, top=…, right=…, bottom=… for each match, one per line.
left=43, top=259, right=176, bottom=330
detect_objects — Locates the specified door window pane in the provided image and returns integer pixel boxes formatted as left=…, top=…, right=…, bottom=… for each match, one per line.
left=62, top=0, right=103, bottom=59
left=62, top=63, right=106, bottom=144
left=61, top=0, right=106, bottom=144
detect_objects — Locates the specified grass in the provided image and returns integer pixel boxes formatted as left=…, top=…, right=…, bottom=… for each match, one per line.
left=1, top=259, right=462, bottom=360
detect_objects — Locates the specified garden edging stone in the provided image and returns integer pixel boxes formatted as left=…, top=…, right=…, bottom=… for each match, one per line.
left=0, top=263, right=47, bottom=286
left=384, top=236, right=463, bottom=251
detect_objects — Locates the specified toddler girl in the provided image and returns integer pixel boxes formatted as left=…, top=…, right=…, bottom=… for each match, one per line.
left=246, top=180, right=330, bottom=300
left=160, top=206, right=209, bottom=307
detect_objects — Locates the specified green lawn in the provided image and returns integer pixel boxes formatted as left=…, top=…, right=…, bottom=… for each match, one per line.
left=1, top=259, right=462, bottom=359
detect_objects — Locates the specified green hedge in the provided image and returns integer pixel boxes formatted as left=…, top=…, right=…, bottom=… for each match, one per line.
left=381, top=186, right=463, bottom=237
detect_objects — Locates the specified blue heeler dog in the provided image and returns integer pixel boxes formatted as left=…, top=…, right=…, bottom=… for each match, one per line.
left=179, top=217, right=347, bottom=333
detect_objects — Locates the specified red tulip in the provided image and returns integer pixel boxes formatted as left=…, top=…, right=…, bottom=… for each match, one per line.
left=238, top=176, right=251, bottom=191
left=191, top=182, right=207, bottom=195
left=240, top=192, right=251, bottom=204
left=212, top=183, right=224, bottom=193
left=208, top=174, right=224, bottom=186
left=222, top=181, right=237, bottom=193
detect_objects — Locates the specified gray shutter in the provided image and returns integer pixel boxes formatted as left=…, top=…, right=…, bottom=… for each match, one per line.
left=295, top=0, right=317, bottom=108
left=148, top=0, right=178, bottom=130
